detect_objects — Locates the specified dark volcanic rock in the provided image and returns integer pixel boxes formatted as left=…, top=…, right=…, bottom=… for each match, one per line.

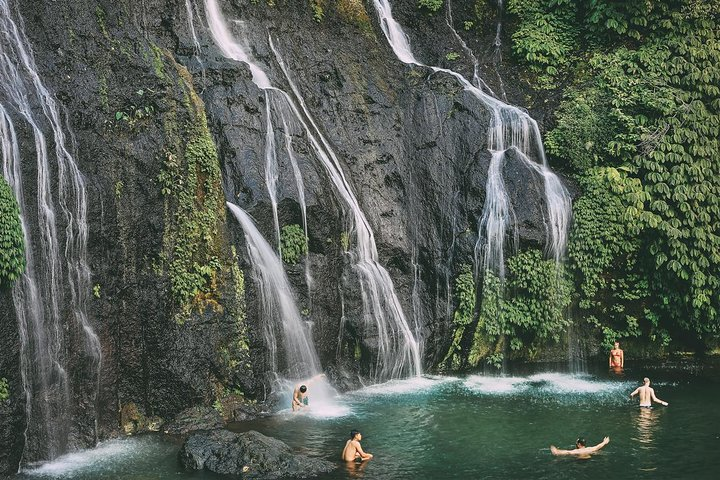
left=179, top=429, right=336, bottom=478
left=163, top=406, right=224, bottom=435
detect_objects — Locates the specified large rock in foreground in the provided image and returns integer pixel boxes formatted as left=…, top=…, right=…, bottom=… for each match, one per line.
left=179, top=429, right=336, bottom=478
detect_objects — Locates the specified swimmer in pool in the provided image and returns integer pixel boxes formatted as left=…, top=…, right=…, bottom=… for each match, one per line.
left=550, top=437, right=610, bottom=457
left=342, top=430, right=373, bottom=462
left=630, top=377, right=668, bottom=407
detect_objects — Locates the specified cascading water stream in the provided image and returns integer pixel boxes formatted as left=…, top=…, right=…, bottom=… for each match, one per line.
left=226, top=202, right=320, bottom=379
left=371, top=0, right=571, bottom=277
left=204, top=0, right=421, bottom=380
left=184, top=0, right=206, bottom=85
left=263, top=91, right=281, bottom=249
left=278, top=108, right=313, bottom=294
left=0, top=0, right=101, bottom=463
left=445, top=0, right=493, bottom=95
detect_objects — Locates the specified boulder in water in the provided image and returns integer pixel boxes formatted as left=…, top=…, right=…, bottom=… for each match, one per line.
left=179, top=429, right=336, bottom=478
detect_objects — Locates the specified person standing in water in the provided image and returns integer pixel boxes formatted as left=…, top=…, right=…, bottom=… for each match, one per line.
left=630, top=377, right=668, bottom=407
left=342, top=430, right=373, bottom=462
left=550, top=437, right=610, bottom=457
left=609, top=341, right=624, bottom=369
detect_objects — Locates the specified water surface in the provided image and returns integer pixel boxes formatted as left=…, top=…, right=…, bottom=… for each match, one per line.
left=17, top=362, right=719, bottom=479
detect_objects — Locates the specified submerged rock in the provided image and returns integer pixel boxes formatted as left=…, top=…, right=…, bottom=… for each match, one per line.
left=179, top=429, right=336, bottom=478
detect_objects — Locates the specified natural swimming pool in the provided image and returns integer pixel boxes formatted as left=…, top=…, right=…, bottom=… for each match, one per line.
left=16, top=361, right=719, bottom=479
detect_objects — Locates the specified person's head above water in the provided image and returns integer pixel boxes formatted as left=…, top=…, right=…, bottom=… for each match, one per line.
left=643, top=377, right=650, bottom=385
left=350, top=430, right=361, bottom=440
left=614, top=341, right=620, bottom=348
left=576, top=438, right=586, bottom=448
left=299, top=385, right=307, bottom=393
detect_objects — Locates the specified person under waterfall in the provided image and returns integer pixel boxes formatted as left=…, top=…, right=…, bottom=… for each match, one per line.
left=292, top=384, right=308, bottom=411
left=550, top=437, right=610, bottom=457
left=342, top=430, right=374, bottom=462
left=291, top=373, right=326, bottom=412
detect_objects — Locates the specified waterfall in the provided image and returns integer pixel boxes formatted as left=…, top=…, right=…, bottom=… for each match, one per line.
left=278, top=107, right=314, bottom=295
left=204, top=0, right=421, bottom=380
left=184, top=0, right=206, bottom=85
left=226, top=203, right=320, bottom=379
left=0, top=0, right=101, bottom=463
left=371, top=0, right=571, bottom=277
left=263, top=91, right=281, bottom=249
left=445, top=0, right=493, bottom=94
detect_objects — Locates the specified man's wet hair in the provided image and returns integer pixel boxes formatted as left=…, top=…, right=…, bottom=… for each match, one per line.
left=576, top=438, right=586, bottom=447
left=299, top=385, right=307, bottom=393
left=350, top=430, right=360, bottom=439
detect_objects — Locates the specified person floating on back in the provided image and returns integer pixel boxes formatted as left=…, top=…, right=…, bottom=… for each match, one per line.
left=342, top=430, right=373, bottom=462
left=291, top=384, right=308, bottom=412
left=630, top=377, right=668, bottom=407
left=609, top=341, right=624, bottom=369
left=550, top=437, right=610, bottom=457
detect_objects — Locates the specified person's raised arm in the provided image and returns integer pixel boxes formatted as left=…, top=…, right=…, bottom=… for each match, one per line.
left=587, top=437, right=610, bottom=453
left=650, top=388, right=668, bottom=406
left=630, top=387, right=640, bottom=398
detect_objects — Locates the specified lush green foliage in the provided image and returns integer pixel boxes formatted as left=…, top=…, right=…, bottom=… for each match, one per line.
left=280, top=224, right=308, bottom=265
left=0, top=377, right=8, bottom=401
left=418, top=0, right=444, bottom=13
left=157, top=61, right=226, bottom=322
left=0, top=177, right=25, bottom=287
left=441, top=264, right=476, bottom=370
left=472, top=250, right=572, bottom=356
left=507, top=0, right=579, bottom=89
left=536, top=1, right=720, bottom=345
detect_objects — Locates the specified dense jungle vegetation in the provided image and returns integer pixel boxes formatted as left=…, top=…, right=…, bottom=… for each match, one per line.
left=493, top=0, right=719, bottom=353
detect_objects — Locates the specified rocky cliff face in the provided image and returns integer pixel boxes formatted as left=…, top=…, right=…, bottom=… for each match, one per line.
left=0, top=0, right=558, bottom=474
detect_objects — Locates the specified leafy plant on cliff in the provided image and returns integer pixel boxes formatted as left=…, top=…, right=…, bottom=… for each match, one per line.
left=0, top=377, right=8, bottom=402
left=441, top=264, right=475, bottom=370
left=507, top=0, right=579, bottom=90
left=470, top=250, right=572, bottom=363
left=156, top=59, right=226, bottom=322
left=280, top=224, right=308, bottom=265
left=567, top=168, right=651, bottom=347
left=418, top=0, right=444, bottom=13
left=0, top=177, right=25, bottom=287
left=310, top=0, right=326, bottom=22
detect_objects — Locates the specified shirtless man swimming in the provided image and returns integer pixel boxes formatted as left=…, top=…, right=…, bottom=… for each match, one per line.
left=609, top=341, right=624, bottom=368
left=630, top=377, right=668, bottom=407
left=550, top=437, right=610, bottom=457
left=342, top=430, right=373, bottom=462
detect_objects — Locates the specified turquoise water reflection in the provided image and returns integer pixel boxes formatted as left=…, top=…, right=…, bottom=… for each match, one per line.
left=16, top=363, right=720, bottom=479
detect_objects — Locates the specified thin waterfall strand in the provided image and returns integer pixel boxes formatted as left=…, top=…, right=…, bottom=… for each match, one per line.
left=227, top=202, right=320, bottom=379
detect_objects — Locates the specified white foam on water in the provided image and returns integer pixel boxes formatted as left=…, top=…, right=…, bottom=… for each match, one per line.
left=351, top=375, right=458, bottom=397
left=21, top=438, right=161, bottom=477
left=527, top=372, right=629, bottom=394
left=463, top=375, right=529, bottom=394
